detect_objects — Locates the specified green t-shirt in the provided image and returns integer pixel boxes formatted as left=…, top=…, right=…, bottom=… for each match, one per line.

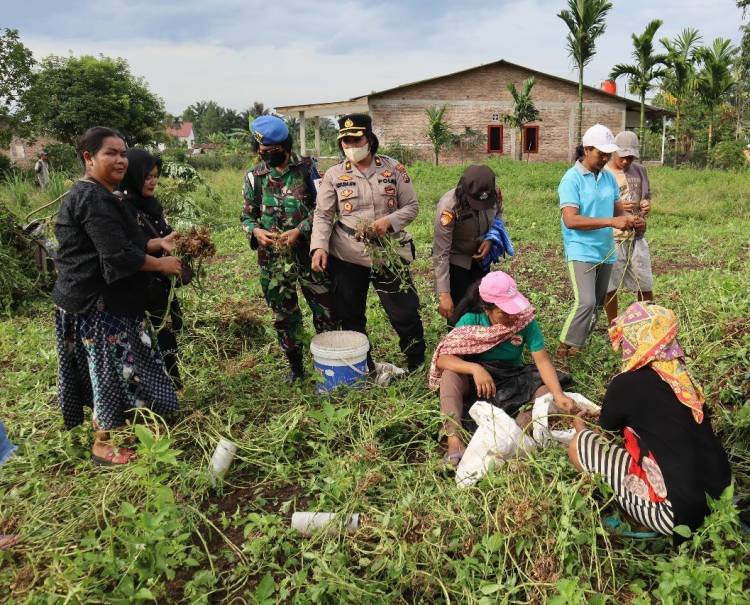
left=454, top=313, right=545, bottom=365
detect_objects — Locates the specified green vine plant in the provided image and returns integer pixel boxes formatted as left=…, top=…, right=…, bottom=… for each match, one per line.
left=353, top=219, right=415, bottom=293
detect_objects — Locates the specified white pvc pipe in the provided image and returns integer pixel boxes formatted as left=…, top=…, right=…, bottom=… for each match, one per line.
left=291, top=512, right=360, bottom=536
left=210, top=438, right=238, bottom=484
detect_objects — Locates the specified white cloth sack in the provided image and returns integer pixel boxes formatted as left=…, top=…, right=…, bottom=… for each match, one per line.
left=531, top=392, right=600, bottom=447
left=455, top=401, right=536, bottom=488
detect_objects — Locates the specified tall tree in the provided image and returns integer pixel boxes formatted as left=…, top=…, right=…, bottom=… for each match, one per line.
left=696, top=38, right=737, bottom=152
left=0, top=28, right=34, bottom=146
left=660, top=28, right=703, bottom=156
left=24, top=55, right=164, bottom=145
left=609, top=19, right=669, bottom=153
left=183, top=101, right=249, bottom=142
left=503, top=77, right=541, bottom=161
left=735, top=0, right=750, bottom=139
left=558, top=0, right=613, bottom=148
left=424, top=105, right=454, bottom=166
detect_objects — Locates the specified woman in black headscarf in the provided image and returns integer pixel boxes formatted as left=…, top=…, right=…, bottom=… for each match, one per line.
left=120, top=149, right=185, bottom=389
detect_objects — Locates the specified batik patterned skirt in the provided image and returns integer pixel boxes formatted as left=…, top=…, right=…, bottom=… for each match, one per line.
left=55, top=307, right=178, bottom=430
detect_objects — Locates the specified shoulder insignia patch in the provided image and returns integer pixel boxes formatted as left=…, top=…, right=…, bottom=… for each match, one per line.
left=340, top=189, right=354, bottom=198
left=384, top=185, right=396, bottom=195
left=343, top=202, right=353, bottom=213
left=344, top=160, right=352, bottom=171
left=338, top=174, right=353, bottom=181
left=387, top=197, right=397, bottom=209
left=380, top=170, right=393, bottom=178
left=395, top=163, right=411, bottom=182
left=374, top=156, right=383, bottom=167
left=440, top=210, right=456, bottom=226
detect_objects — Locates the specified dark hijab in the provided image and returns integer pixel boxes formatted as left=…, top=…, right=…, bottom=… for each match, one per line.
left=120, top=148, right=164, bottom=218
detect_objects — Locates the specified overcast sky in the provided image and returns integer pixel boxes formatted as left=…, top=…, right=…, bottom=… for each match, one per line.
left=5, top=0, right=745, bottom=115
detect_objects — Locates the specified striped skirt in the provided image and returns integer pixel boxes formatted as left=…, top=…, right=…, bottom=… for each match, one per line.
left=576, top=429, right=674, bottom=535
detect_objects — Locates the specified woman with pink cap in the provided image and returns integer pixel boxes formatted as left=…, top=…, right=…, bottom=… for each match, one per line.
left=429, top=271, right=576, bottom=466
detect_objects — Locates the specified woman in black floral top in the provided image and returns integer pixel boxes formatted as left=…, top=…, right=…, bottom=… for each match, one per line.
left=53, top=127, right=182, bottom=465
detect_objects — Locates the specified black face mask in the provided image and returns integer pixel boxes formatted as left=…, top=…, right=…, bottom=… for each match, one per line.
left=261, top=151, right=287, bottom=167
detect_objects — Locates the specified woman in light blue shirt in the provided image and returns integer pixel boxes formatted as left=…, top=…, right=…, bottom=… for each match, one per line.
left=557, top=124, right=641, bottom=360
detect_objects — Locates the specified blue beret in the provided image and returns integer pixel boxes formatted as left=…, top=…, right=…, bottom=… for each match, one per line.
left=251, top=115, right=289, bottom=145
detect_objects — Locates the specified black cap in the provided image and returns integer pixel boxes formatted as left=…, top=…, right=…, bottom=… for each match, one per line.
left=337, top=114, right=372, bottom=140
left=459, top=165, right=498, bottom=210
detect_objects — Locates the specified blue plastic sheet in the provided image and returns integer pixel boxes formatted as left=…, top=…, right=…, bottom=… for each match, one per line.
left=0, top=421, right=16, bottom=467
left=481, top=217, right=515, bottom=273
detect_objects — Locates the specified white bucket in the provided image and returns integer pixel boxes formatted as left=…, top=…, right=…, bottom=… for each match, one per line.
left=310, top=331, right=370, bottom=392
left=291, top=512, right=360, bottom=535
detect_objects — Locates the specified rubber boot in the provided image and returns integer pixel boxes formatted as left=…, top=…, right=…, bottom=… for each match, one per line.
left=285, top=349, right=305, bottom=384
left=407, top=355, right=425, bottom=373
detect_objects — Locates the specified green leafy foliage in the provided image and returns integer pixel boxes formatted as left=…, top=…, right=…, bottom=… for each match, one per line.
left=24, top=54, right=165, bottom=145
left=609, top=19, right=669, bottom=151
left=557, top=0, right=613, bottom=142
left=424, top=104, right=455, bottom=166
left=709, top=140, right=749, bottom=169
left=0, top=28, right=34, bottom=145
left=44, top=142, right=80, bottom=176
left=503, top=77, right=541, bottom=160
left=0, top=160, right=748, bottom=602
left=380, top=140, right=418, bottom=165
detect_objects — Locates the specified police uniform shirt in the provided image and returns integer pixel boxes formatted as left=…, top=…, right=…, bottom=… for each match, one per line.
left=431, top=188, right=500, bottom=294
left=311, top=155, right=418, bottom=268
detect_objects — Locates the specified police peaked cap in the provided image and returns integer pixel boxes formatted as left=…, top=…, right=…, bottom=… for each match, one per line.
left=251, top=115, right=289, bottom=145
left=337, top=114, right=372, bottom=140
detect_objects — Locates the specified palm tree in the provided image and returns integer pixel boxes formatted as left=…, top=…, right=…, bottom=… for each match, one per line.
left=503, top=77, right=541, bottom=161
left=557, top=0, right=613, bottom=147
left=609, top=20, right=668, bottom=154
left=660, top=28, right=703, bottom=156
left=424, top=105, right=454, bottom=166
left=696, top=38, right=737, bottom=152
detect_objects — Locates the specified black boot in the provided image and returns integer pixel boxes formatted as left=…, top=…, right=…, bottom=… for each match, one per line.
left=285, top=349, right=305, bottom=384
left=407, top=355, right=424, bottom=373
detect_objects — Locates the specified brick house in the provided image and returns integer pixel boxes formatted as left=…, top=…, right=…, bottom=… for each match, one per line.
left=4, top=136, right=58, bottom=169
left=275, top=59, right=672, bottom=163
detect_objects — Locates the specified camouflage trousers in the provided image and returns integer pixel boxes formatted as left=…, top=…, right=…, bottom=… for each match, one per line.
left=258, top=243, right=338, bottom=353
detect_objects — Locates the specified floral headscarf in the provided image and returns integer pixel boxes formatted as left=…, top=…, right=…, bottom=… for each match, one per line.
left=609, top=302, right=704, bottom=423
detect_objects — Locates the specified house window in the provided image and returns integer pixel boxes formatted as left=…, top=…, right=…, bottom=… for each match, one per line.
left=491, top=113, right=500, bottom=121
left=487, top=125, right=503, bottom=153
left=523, top=125, right=539, bottom=154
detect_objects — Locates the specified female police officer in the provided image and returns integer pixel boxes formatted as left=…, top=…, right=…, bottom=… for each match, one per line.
left=310, top=114, right=425, bottom=372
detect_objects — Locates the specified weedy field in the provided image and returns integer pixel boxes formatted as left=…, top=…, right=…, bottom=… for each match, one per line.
left=0, top=159, right=748, bottom=603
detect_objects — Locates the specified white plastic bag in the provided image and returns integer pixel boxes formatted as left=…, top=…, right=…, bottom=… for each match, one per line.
left=373, top=361, right=406, bottom=386
left=455, top=401, right=536, bottom=488
left=531, top=392, right=600, bottom=447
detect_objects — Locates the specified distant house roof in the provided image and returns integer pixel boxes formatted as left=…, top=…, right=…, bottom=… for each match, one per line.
left=276, top=59, right=674, bottom=117
left=166, top=122, right=194, bottom=138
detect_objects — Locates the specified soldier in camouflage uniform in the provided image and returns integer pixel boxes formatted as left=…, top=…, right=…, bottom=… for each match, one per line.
left=241, top=115, right=337, bottom=382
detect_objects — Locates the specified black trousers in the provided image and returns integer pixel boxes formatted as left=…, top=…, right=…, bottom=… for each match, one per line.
left=447, top=262, right=485, bottom=326
left=329, top=255, right=425, bottom=367
left=449, top=262, right=485, bottom=309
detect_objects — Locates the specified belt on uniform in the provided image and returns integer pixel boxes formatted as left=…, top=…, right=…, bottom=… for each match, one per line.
left=336, top=222, right=357, bottom=237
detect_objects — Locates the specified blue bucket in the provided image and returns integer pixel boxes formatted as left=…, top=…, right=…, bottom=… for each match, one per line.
left=310, top=331, right=370, bottom=393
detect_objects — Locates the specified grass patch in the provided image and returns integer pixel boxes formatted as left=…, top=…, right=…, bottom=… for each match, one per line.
left=0, top=159, right=748, bottom=602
